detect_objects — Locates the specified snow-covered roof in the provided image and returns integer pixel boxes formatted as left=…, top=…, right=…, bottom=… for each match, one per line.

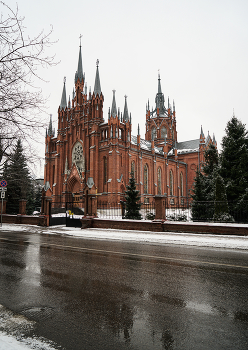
left=176, top=139, right=200, bottom=154
left=131, top=135, right=163, bottom=155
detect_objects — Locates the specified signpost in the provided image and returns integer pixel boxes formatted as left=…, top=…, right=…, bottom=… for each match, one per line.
left=0, top=180, right=7, bottom=227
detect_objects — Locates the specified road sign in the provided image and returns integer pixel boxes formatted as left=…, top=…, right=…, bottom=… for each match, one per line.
left=0, top=180, right=7, bottom=187
left=0, top=188, right=7, bottom=191
left=1, top=192, right=5, bottom=199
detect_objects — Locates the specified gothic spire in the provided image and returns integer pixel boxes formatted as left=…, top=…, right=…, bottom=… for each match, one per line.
left=200, top=125, right=204, bottom=138
left=155, top=73, right=165, bottom=113
left=75, top=42, right=84, bottom=83
left=123, top=95, right=129, bottom=122
left=94, top=59, right=101, bottom=96
left=111, top=90, right=117, bottom=118
left=48, top=114, right=53, bottom=137
left=158, top=72, right=162, bottom=94
left=60, top=77, right=67, bottom=109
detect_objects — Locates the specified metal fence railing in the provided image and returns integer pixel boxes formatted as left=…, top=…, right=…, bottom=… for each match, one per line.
left=47, top=197, right=248, bottom=224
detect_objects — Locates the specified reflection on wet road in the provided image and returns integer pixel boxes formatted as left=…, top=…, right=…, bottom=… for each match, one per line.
left=0, top=230, right=248, bottom=350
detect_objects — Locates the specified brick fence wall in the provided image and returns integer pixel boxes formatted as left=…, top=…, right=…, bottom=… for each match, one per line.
left=81, top=218, right=248, bottom=236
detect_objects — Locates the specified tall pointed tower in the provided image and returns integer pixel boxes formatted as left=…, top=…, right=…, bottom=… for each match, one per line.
left=145, top=74, right=177, bottom=151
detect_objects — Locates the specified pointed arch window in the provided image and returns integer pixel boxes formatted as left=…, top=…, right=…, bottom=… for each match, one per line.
left=161, top=126, right=167, bottom=139
left=131, top=161, right=135, bottom=177
left=103, top=157, right=108, bottom=183
left=180, top=172, right=183, bottom=197
left=157, top=167, right=162, bottom=195
left=144, top=164, right=148, bottom=194
left=169, top=170, right=173, bottom=196
left=151, top=127, right=157, bottom=140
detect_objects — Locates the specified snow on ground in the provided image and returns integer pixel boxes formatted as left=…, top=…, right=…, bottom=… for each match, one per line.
left=1, top=223, right=248, bottom=250
left=0, top=305, right=59, bottom=350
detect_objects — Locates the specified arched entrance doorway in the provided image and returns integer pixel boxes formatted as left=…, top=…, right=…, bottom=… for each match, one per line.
left=67, top=177, right=81, bottom=208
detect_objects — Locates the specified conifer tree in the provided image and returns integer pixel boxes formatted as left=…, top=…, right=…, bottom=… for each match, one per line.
left=220, top=116, right=248, bottom=221
left=213, top=173, right=234, bottom=222
left=220, top=116, right=248, bottom=203
left=191, top=169, right=208, bottom=221
left=3, top=139, right=34, bottom=214
left=124, top=173, right=142, bottom=220
left=202, top=143, right=219, bottom=201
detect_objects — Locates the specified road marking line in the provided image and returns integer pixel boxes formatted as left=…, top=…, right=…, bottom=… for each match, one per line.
left=41, top=242, right=248, bottom=270
left=1, top=237, right=248, bottom=270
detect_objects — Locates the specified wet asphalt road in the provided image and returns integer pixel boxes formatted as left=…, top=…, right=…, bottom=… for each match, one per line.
left=0, top=228, right=248, bottom=350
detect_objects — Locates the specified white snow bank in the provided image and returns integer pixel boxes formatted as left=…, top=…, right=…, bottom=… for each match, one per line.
left=1, top=223, right=248, bottom=250
left=46, top=225, right=248, bottom=250
left=0, top=304, right=58, bottom=350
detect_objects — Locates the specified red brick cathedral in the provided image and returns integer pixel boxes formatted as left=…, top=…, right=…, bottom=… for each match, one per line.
left=44, top=45, right=216, bottom=207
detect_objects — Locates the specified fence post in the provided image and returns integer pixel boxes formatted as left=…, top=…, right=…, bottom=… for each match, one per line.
left=120, top=200, right=126, bottom=218
left=19, top=199, right=27, bottom=215
left=153, top=195, right=166, bottom=221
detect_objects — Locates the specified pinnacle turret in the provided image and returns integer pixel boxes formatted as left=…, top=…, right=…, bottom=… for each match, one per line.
left=111, top=90, right=117, bottom=118
left=94, top=59, right=101, bottom=96
left=48, top=114, right=53, bottom=137
left=123, top=95, right=129, bottom=122
left=60, top=78, right=67, bottom=109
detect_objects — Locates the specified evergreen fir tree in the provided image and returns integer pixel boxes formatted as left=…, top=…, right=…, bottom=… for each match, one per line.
left=3, top=139, right=34, bottom=214
left=202, top=143, right=219, bottom=201
left=220, top=116, right=248, bottom=203
left=213, top=174, right=234, bottom=222
left=191, top=168, right=208, bottom=221
left=124, top=173, right=142, bottom=220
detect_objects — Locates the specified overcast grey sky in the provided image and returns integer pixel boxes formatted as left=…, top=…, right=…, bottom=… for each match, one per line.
left=6, top=0, right=248, bottom=175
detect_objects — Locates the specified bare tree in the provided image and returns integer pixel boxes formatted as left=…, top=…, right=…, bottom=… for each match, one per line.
left=0, top=1, right=56, bottom=167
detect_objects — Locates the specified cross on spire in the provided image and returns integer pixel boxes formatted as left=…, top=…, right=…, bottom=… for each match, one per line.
left=79, top=34, right=83, bottom=46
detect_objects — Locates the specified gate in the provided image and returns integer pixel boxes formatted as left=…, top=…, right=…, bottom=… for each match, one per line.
left=65, top=199, right=84, bottom=227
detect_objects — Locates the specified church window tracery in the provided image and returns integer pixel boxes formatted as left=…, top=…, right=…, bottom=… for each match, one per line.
left=72, top=142, right=85, bottom=176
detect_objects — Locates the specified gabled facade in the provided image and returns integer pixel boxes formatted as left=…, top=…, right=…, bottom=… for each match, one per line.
left=44, top=46, right=217, bottom=207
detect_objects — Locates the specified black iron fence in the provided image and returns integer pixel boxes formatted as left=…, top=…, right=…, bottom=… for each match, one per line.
left=96, top=201, right=156, bottom=220
left=191, top=200, right=248, bottom=223
left=48, top=197, right=248, bottom=225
